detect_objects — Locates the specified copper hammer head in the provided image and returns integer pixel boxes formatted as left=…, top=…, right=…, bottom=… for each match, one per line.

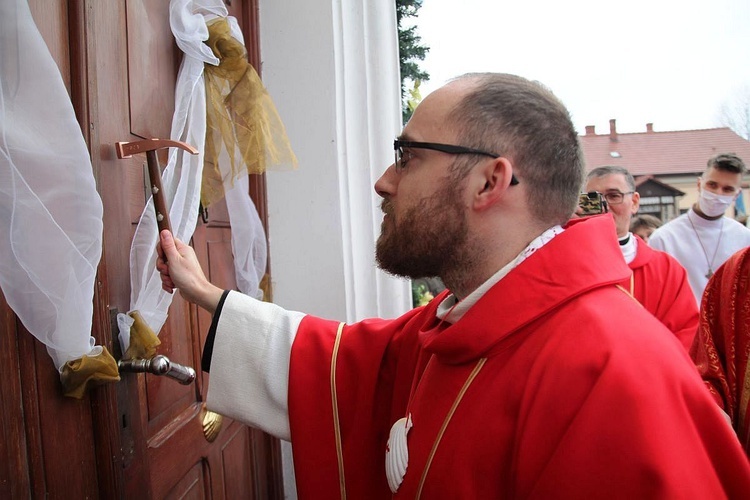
left=115, top=138, right=199, bottom=159
left=115, top=138, right=199, bottom=235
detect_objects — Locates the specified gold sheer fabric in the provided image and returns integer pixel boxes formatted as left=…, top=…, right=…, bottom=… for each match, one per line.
left=61, top=347, right=120, bottom=399
left=123, top=310, right=162, bottom=360
left=61, top=310, right=161, bottom=399
left=202, top=18, right=297, bottom=207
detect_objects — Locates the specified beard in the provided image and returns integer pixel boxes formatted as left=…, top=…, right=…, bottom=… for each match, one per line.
left=375, top=177, right=470, bottom=280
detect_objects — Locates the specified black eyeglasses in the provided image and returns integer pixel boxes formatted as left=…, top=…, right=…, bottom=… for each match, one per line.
left=393, top=139, right=519, bottom=185
left=601, top=190, right=634, bottom=205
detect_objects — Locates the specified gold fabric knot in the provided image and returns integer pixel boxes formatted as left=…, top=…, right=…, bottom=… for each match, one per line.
left=203, top=18, right=297, bottom=207
left=60, top=346, right=120, bottom=399
left=123, top=310, right=161, bottom=361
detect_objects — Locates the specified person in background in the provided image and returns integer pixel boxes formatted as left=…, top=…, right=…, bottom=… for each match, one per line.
left=157, top=73, right=750, bottom=498
left=585, top=166, right=698, bottom=350
left=630, top=213, right=662, bottom=242
left=690, top=245, right=750, bottom=456
left=650, top=153, right=750, bottom=305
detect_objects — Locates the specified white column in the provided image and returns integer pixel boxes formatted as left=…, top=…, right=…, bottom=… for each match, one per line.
left=259, top=0, right=410, bottom=322
left=258, top=1, right=411, bottom=497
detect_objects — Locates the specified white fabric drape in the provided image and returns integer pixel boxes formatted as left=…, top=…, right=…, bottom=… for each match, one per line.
left=118, top=0, right=268, bottom=350
left=0, top=0, right=104, bottom=370
left=226, top=174, right=267, bottom=299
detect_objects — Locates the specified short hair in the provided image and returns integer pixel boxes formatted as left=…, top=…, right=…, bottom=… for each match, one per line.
left=586, top=165, right=636, bottom=192
left=447, top=73, right=583, bottom=225
left=706, top=153, right=746, bottom=175
left=630, top=214, right=662, bottom=233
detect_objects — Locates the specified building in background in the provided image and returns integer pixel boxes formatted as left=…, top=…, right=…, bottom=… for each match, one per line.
left=581, top=119, right=750, bottom=222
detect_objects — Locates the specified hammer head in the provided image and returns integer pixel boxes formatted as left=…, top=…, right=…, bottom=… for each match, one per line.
left=115, top=138, right=199, bottom=159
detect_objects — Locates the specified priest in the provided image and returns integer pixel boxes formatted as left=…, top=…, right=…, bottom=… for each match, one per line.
left=584, top=166, right=698, bottom=351
left=159, top=73, right=750, bottom=498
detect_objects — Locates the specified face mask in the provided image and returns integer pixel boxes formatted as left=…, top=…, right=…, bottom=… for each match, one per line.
left=698, top=189, right=735, bottom=217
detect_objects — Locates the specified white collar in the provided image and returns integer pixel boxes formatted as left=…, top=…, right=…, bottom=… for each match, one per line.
left=436, top=225, right=565, bottom=324
left=620, top=232, right=637, bottom=264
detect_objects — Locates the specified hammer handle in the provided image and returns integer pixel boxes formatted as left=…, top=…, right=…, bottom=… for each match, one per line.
left=146, top=150, right=172, bottom=234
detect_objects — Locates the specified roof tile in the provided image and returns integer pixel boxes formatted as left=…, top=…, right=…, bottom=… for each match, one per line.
left=580, top=126, right=750, bottom=176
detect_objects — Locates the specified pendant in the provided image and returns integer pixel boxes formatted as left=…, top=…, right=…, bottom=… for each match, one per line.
left=706, top=269, right=713, bottom=279
left=385, top=414, right=412, bottom=493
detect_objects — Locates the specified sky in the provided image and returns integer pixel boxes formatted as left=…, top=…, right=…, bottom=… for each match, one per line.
left=412, top=0, right=750, bottom=135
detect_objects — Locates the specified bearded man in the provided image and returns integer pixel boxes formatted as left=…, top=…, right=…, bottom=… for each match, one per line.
left=157, top=73, right=750, bottom=498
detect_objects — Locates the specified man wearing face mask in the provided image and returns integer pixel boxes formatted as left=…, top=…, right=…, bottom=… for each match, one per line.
left=649, top=153, right=750, bottom=305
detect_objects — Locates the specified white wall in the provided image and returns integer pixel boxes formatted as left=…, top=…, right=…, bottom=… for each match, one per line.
left=258, top=0, right=412, bottom=497
left=259, top=0, right=411, bottom=321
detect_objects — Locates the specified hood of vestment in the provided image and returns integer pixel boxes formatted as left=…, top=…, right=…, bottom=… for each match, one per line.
left=419, top=214, right=631, bottom=364
left=627, top=234, right=658, bottom=270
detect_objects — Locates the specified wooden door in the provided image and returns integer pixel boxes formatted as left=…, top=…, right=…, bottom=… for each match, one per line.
left=0, top=1, right=282, bottom=498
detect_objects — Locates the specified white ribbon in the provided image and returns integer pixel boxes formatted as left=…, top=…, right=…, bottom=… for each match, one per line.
left=226, top=174, right=267, bottom=299
left=0, top=0, right=104, bottom=370
left=118, top=0, right=269, bottom=349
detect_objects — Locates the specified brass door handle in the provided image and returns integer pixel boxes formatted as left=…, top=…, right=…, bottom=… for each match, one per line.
left=118, top=355, right=196, bottom=385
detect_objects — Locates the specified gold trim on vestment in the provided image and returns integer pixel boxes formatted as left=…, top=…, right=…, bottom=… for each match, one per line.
left=330, top=322, right=347, bottom=499
left=740, top=352, right=750, bottom=450
left=616, top=275, right=639, bottom=305
left=415, top=358, right=487, bottom=499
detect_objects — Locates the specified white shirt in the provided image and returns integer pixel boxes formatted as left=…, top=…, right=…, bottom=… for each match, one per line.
left=649, top=209, right=750, bottom=305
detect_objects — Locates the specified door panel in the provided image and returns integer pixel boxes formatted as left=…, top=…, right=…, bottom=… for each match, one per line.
left=106, top=1, right=279, bottom=498
left=126, top=0, right=177, bottom=137
left=0, top=2, right=107, bottom=497
left=163, top=462, right=207, bottom=500
left=0, top=0, right=283, bottom=497
left=28, top=0, right=70, bottom=90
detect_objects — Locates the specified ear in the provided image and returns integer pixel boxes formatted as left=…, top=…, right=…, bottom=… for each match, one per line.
left=472, top=157, right=515, bottom=210
left=630, top=191, right=640, bottom=214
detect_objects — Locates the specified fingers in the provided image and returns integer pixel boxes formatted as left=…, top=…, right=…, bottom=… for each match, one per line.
left=157, top=254, right=175, bottom=292
left=156, top=229, right=208, bottom=303
left=156, top=236, right=165, bottom=260
left=160, top=229, right=178, bottom=259
left=157, top=230, right=177, bottom=293
left=155, top=254, right=167, bottom=273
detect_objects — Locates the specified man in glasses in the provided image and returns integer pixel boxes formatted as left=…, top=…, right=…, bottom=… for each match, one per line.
left=584, top=166, right=698, bottom=350
left=157, top=73, right=750, bottom=497
left=649, top=153, right=750, bottom=305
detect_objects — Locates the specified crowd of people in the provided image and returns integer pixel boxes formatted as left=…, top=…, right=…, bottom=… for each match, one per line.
left=157, top=73, right=750, bottom=497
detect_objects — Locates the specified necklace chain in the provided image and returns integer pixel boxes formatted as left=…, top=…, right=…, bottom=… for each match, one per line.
left=687, top=211, right=724, bottom=279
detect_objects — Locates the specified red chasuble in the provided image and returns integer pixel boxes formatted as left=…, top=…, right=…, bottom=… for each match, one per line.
left=288, top=216, right=750, bottom=499
left=624, top=236, right=699, bottom=351
left=691, top=246, right=750, bottom=456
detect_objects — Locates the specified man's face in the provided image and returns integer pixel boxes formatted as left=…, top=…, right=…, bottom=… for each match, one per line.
left=698, top=167, right=742, bottom=197
left=376, top=175, right=469, bottom=279
left=374, top=83, right=474, bottom=279
left=584, top=173, right=639, bottom=238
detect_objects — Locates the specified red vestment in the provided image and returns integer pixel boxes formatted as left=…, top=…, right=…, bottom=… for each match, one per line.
left=691, top=246, right=750, bottom=455
left=288, top=216, right=750, bottom=499
left=624, top=236, right=699, bottom=351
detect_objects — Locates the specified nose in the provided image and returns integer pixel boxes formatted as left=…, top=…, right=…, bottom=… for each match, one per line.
left=374, top=162, right=398, bottom=199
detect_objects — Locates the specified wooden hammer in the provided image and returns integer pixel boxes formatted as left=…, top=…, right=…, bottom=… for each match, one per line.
left=115, top=138, right=199, bottom=234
